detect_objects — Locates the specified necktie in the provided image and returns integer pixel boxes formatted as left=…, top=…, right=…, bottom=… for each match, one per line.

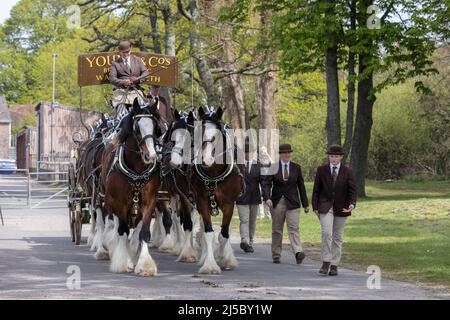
left=332, top=166, right=337, bottom=186
left=283, top=163, right=289, bottom=182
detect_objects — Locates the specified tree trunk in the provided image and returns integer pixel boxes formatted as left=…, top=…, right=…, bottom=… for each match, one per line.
left=149, top=2, right=162, bottom=54
left=256, top=70, right=277, bottom=154
left=201, top=0, right=246, bottom=129
left=349, top=54, right=376, bottom=197
left=325, top=47, right=341, bottom=147
left=189, top=0, right=221, bottom=107
left=324, top=0, right=341, bottom=147
left=343, top=0, right=357, bottom=162
left=220, top=28, right=246, bottom=129
left=161, top=0, right=176, bottom=116
left=256, top=11, right=277, bottom=156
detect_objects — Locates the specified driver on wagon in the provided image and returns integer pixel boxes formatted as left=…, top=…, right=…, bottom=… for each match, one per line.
left=109, top=40, right=149, bottom=117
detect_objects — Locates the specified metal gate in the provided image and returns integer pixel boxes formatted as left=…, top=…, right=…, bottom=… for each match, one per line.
left=0, top=168, right=68, bottom=210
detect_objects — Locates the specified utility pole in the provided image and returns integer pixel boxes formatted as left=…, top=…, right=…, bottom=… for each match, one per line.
left=51, top=53, right=58, bottom=162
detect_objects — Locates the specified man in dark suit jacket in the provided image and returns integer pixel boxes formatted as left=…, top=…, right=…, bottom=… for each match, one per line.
left=147, top=84, right=172, bottom=131
left=312, top=144, right=357, bottom=276
left=109, top=40, right=149, bottom=115
left=262, top=144, right=309, bottom=264
left=236, top=143, right=264, bottom=253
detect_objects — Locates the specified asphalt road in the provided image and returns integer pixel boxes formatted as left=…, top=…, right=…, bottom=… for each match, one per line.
left=0, top=207, right=446, bottom=300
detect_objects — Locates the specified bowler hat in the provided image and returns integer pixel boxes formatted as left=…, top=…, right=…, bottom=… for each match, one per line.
left=118, top=40, right=131, bottom=51
left=279, top=144, right=293, bottom=153
left=327, top=144, right=345, bottom=155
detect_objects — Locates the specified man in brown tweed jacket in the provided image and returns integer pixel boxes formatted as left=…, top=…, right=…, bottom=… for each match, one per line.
left=109, top=40, right=149, bottom=115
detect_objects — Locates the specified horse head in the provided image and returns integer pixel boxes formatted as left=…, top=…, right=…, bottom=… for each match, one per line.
left=198, top=106, right=224, bottom=167
left=118, top=98, right=161, bottom=165
left=169, top=109, right=195, bottom=168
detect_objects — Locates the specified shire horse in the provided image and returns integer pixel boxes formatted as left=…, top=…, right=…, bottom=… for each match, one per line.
left=100, top=98, right=161, bottom=276
left=75, top=114, right=110, bottom=248
left=170, top=106, right=243, bottom=274
left=161, top=109, right=198, bottom=262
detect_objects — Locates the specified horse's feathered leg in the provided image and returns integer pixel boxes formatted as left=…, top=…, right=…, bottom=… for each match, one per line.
left=170, top=198, right=185, bottom=256
left=177, top=201, right=197, bottom=262
left=197, top=200, right=221, bottom=274
left=215, top=202, right=238, bottom=270
left=93, top=207, right=109, bottom=260
left=134, top=182, right=158, bottom=276
left=158, top=201, right=176, bottom=252
left=109, top=216, right=130, bottom=273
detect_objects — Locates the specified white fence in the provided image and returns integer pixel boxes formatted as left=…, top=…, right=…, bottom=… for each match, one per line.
left=0, top=168, right=68, bottom=210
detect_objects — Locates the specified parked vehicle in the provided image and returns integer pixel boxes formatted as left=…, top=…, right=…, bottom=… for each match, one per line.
left=0, top=159, right=17, bottom=174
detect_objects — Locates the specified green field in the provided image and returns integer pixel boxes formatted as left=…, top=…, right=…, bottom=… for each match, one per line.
left=220, top=180, right=450, bottom=290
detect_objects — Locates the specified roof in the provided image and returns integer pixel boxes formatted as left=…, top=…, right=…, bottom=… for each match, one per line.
left=0, top=95, right=12, bottom=124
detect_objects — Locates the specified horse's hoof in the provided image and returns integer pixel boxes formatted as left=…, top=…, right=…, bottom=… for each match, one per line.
left=134, top=259, right=157, bottom=276
left=134, top=266, right=157, bottom=277
left=177, top=250, right=197, bottom=263
left=126, top=260, right=135, bottom=273
left=198, top=265, right=221, bottom=275
left=94, top=249, right=109, bottom=260
left=218, top=258, right=238, bottom=271
left=182, top=256, right=198, bottom=263
left=136, top=270, right=156, bottom=277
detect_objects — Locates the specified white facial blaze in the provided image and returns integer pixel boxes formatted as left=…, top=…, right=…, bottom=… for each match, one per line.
left=203, top=123, right=219, bottom=167
left=170, top=129, right=187, bottom=167
left=138, top=117, right=156, bottom=161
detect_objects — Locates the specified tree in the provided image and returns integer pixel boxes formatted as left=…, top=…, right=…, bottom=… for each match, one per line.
left=29, top=34, right=109, bottom=111
left=224, top=0, right=449, bottom=196
left=2, top=0, right=74, bottom=54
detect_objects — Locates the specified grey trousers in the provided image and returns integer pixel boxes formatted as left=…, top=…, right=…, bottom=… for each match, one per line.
left=270, top=197, right=303, bottom=258
left=237, top=204, right=259, bottom=245
left=319, top=207, right=347, bottom=266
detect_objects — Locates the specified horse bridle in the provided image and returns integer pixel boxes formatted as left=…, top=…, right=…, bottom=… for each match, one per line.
left=200, top=120, right=235, bottom=162
left=168, top=119, right=195, bottom=160
left=132, top=113, right=160, bottom=154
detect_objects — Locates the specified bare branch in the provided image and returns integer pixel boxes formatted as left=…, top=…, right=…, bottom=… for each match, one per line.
left=177, top=0, right=192, bottom=20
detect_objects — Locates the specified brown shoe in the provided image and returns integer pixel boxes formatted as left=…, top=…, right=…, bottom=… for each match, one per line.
left=295, top=252, right=306, bottom=264
left=319, top=262, right=330, bottom=276
left=329, top=265, right=338, bottom=276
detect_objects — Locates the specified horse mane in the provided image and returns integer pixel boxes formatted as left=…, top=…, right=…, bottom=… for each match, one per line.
left=118, top=113, right=134, bottom=143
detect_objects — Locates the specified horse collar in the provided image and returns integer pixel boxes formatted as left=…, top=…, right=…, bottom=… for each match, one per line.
left=114, top=144, right=159, bottom=185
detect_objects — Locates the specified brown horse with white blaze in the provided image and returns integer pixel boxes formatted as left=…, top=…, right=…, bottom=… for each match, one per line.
left=100, top=98, right=161, bottom=276
left=191, top=106, right=244, bottom=274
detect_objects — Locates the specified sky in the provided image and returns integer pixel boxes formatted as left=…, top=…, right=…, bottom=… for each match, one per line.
left=0, top=0, right=20, bottom=24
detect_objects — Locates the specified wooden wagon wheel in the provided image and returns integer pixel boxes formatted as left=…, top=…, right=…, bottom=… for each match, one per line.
left=69, top=204, right=76, bottom=242
left=74, top=202, right=82, bottom=245
left=68, top=163, right=77, bottom=242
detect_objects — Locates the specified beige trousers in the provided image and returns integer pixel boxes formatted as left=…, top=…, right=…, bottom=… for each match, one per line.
left=111, top=88, right=146, bottom=113
left=237, top=204, right=259, bottom=246
left=270, top=197, right=303, bottom=258
left=319, top=208, right=347, bottom=265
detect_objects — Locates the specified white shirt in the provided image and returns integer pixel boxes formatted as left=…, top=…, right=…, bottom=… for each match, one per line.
left=281, top=161, right=290, bottom=179
left=124, top=57, right=131, bottom=68
left=330, top=162, right=341, bottom=176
